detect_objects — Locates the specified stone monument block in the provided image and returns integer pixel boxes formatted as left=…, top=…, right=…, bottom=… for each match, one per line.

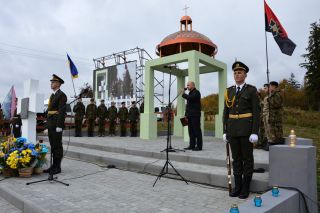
left=269, top=145, right=317, bottom=213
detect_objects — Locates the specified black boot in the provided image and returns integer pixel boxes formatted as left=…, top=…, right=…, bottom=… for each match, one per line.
left=50, top=158, right=62, bottom=175
left=229, top=175, right=242, bottom=197
left=43, top=166, right=53, bottom=173
left=238, top=175, right=252, bottom=199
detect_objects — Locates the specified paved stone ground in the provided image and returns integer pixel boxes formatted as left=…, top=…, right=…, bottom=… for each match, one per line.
left=0, top=158, right=256, bottom=213
left=0, top=196, right=21, bottom=213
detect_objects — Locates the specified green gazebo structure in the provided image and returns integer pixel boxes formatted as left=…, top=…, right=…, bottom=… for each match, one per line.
left=140, top=16, right=227, bottom=141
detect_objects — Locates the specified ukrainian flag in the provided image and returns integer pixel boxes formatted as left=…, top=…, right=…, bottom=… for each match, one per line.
left=67, top=54, right=78, bottom=79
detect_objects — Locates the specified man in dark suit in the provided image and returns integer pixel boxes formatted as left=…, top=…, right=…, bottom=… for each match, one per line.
left=223, top=61, right=260, bottom=199
left=181, top=81, right=203, bottom=151
left=44, top=74, right=67, bottom=175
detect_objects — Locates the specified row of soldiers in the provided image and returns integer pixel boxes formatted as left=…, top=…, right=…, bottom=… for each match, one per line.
left=72, top=98, right=140, bottom=137
left=257, top=81, right=284, bottom=151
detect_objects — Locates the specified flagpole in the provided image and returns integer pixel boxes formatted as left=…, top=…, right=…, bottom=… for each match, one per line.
left=264, top=1, right=271, bottom=137
left=70, top=75, right=77, bottom=98
left=264, top=31, right=270, bottom=86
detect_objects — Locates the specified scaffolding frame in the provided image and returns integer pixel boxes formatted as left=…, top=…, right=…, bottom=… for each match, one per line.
left=93, top=47, right=164, bottom=104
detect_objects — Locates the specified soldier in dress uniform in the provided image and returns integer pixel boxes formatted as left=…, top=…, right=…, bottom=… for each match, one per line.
left=118, top=102, right=128, bottom=137
left=107, top=102, right=117, bottom=136
left=44, top=74, right=67, bottom=175
left=263, top=81, right=284, bottom=150
left=73, top=98, right=85, bottom=137
left=128, top=101, right=140, bottom=137
left=97, top=99, right=108, bottom=137
left=223, top=61, right=260, bottom=199
left=86, top=98, right=97, bottom=137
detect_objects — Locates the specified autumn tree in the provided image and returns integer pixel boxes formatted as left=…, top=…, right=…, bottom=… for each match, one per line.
left=300, top=20, right=320, bottom=111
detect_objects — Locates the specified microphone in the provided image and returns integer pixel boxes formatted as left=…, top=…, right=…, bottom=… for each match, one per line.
left=184, top=88, right=187, bottom=91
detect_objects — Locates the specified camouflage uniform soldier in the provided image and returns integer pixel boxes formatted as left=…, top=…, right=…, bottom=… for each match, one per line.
left=97, top=100, right=108, bottom=137
left=108, top=102, right=117, bottom=136
left=128, top=101, right=140, bottom=137
left=118, top=102, right=128, bottom=137
left=263, top=81, right=284, bottom=150
left=86, top=98, right=97, bottom=137
left=73, top=98, right=85, bottom=137
left=257, top=84, right=269, bottom=148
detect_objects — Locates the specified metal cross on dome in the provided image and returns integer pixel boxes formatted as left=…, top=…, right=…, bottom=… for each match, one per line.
left=183, top=5, right=189, bottom=16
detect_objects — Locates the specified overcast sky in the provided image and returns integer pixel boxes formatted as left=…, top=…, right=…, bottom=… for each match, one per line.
left=0, top=0, right=319, bottom=103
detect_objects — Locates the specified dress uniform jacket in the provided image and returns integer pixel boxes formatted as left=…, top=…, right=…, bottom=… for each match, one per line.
left=223, top=84, right=260, bottom=137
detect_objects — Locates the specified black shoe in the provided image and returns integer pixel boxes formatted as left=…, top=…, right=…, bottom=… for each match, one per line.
left=184, top=146, right=194, bottom=150
left=229, top=175, right=242, bottom=197
left=238, top=175, right=252, bottom=199
left=50, top=167, right=61, bottom=175
left=192, top=147, right=202, bottom=151
left=43, top=167, right=52, bottom=173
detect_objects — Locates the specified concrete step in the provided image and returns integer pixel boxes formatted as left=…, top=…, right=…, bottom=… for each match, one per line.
left=61, top=144, right=270, bottom=192
left=61, top=140, right=269, bottom=171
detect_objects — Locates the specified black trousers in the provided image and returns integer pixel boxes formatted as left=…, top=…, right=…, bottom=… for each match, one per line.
left=48, top=128, right=63, bottom=161
left=74, top=117, right=83, bottom=136
left=87, top=119, right=95, bottom=136
left=120, top=121, right=127, bottom=136
left=187, top=116, right=203, bottom=149
left=229, top=136, right=254, bottom=176
left=130, top=121, right=138, bottom=137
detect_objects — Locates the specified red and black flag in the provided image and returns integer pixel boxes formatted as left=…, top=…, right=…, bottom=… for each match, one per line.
left=264, top=0, right=296, bottom=56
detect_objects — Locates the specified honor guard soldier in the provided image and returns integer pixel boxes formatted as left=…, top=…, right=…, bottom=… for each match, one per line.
left=73, top=98, right=85, bottom=137
left=223, top=61, right=260, bottom=199
left=107, top=102, right=117, bottom=136
left=97, top=99, right=108, bottom=137
left=44, top=74, right=67, bottom=175
left=86, top=98, right=97, bottom=137
left=118, top=102, right=128, bottom=137
left=128, top=101, right=140, bottom=137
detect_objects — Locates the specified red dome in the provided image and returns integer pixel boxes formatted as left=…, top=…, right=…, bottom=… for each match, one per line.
left=156, top=16, right=218, bottom=57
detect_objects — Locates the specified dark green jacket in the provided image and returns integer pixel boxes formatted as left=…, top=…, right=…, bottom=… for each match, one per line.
left=118, top=107, right=128, bottom=121
left=47, top=89, right=67, bottom=129
left=73, top=102, right=85, bottom=119
left=223, top=84, right=260, bottom=137
left=108, top=106, right=118, bottom=120
left=86, top=103, right=97, bottom=120
left=129, top=106, right=140, bottom=121
left=97, top=104, right=108, bottom=119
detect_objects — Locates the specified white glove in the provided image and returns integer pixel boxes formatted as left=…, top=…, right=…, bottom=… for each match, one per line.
left=56, top=127, right=63, bottom=133
left=249, top=134, right=258, bottom=143
left=223, top=133, right=228, bottom=143
left=15, top=124, right=19, bottom=128
left=43, top=129, right=48, bottom=135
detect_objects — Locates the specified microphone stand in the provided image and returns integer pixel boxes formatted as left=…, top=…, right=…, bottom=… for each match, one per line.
left=26, top=94, right=83, bottom=186
left=153, top=65, right=188, bottom=187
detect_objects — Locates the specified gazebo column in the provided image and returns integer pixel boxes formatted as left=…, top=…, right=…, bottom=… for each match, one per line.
left=215, top=63, right=227, bottom=138
left=140, top=63, right=157, bottom=139
left=174, top=75, right=186, bottom=137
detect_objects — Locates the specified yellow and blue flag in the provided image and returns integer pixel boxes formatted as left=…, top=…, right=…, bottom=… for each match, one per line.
left=67, top=54, right=78, bottom=79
